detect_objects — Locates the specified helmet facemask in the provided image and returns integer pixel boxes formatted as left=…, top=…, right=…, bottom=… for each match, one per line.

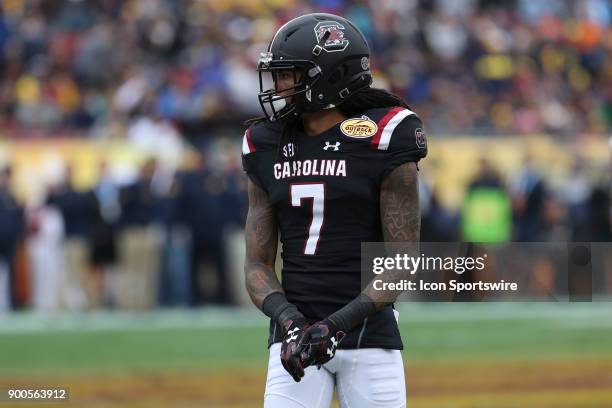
left=257, top=52, right=322, bottom=122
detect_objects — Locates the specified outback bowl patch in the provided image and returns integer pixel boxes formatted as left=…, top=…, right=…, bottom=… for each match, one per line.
left=340, top=117, right=378, bottom=138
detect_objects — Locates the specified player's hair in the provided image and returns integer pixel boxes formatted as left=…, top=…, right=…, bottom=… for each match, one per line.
left=244, top=87, right=410, bottom=160
left=337, top=87, right=410, bottom=116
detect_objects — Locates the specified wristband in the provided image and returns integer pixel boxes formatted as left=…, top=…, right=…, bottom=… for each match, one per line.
left=327, top=293, right=376, bottom=332
left=262, top=292, right=304, bottom=326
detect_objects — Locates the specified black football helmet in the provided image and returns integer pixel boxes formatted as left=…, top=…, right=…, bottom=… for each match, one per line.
left=257, top=13, right=372, bottom=122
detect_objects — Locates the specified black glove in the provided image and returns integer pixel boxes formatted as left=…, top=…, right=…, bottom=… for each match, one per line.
left=261, top=293, right=310, bottom=382
left=295, top=318, right=345, bottom=369
left=280, top=317, right=309, bottom=382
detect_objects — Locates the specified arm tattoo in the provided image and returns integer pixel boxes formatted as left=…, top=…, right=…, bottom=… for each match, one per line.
left=244, top=180, right=283, bottom=309
left=364, top=162, right=420, bottom=310
left=380, top=163, right=420, bottom=241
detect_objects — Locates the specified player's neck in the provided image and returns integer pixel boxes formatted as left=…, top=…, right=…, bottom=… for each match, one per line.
left=301, top=109, right=347, bottom=136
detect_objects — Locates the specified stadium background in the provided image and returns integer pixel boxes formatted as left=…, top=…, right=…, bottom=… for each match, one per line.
left=0, top=0, right=611, bottom=407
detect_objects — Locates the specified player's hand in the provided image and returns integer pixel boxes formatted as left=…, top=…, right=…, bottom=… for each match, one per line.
left=294, top=318, right=345, bottom=369
left=280, top=317, right=309, bottom=382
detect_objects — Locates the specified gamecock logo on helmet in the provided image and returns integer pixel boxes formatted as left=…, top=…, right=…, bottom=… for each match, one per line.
left=314, top=21, right=350, bottom=52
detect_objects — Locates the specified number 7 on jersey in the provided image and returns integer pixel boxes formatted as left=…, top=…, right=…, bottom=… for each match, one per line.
left=290, top=183, right=325, bottom=255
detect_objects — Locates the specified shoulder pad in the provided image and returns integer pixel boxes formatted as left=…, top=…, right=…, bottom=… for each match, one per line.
left=367, top=107, right=418, bottom=151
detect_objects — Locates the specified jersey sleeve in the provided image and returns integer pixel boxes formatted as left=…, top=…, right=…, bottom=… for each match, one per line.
left=370, top=108, right=428, bottom=178
left=241, top=127, right=266, bottom=190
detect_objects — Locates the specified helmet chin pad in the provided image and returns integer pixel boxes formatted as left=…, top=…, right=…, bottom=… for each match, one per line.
left=271, top=96, right=287, bottom=112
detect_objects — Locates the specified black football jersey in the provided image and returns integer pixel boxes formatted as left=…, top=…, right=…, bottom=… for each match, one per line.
left=242, top=106, right=427, bottom=350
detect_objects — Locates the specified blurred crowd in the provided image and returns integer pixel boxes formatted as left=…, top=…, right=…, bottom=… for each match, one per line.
left=420, top=155, right=611, bottom=299
left=0, top=154, right=246, bottom=311
left=0, top=0, right=611, bottom=136
left=1, top=145, right=610, bottom=311
left=420, top=156, right=611, bottom=244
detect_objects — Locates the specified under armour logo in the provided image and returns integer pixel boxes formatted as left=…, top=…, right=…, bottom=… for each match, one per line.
left=323, top=141, right=341, bottom=151
left=327, top=336, right=339, bottom=357
left=286, top=327, right=300, bottom=343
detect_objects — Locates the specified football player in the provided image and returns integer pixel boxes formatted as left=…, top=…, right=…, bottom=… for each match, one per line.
left=242, top=13, right=427, bottom=408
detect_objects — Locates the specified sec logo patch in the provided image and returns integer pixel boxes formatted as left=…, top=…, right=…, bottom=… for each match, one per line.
left=340, top=117, right=378, bottom=138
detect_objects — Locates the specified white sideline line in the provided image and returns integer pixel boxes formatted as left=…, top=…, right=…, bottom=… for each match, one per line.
left=395, top=302, right=612, bottom=322
left=0, top=303, right=611, bottom=335
left=0, top=308, right=268, bottom=334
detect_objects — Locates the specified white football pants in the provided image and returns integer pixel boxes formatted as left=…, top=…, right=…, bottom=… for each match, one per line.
left=264, top=342, right=406, bottom=408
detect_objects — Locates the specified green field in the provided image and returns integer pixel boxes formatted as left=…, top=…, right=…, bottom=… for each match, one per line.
left=1, top=303, right=612, bottom=407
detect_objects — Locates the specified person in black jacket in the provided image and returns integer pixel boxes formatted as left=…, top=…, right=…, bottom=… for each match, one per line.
left=0, top=166, right=25, bottom=310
